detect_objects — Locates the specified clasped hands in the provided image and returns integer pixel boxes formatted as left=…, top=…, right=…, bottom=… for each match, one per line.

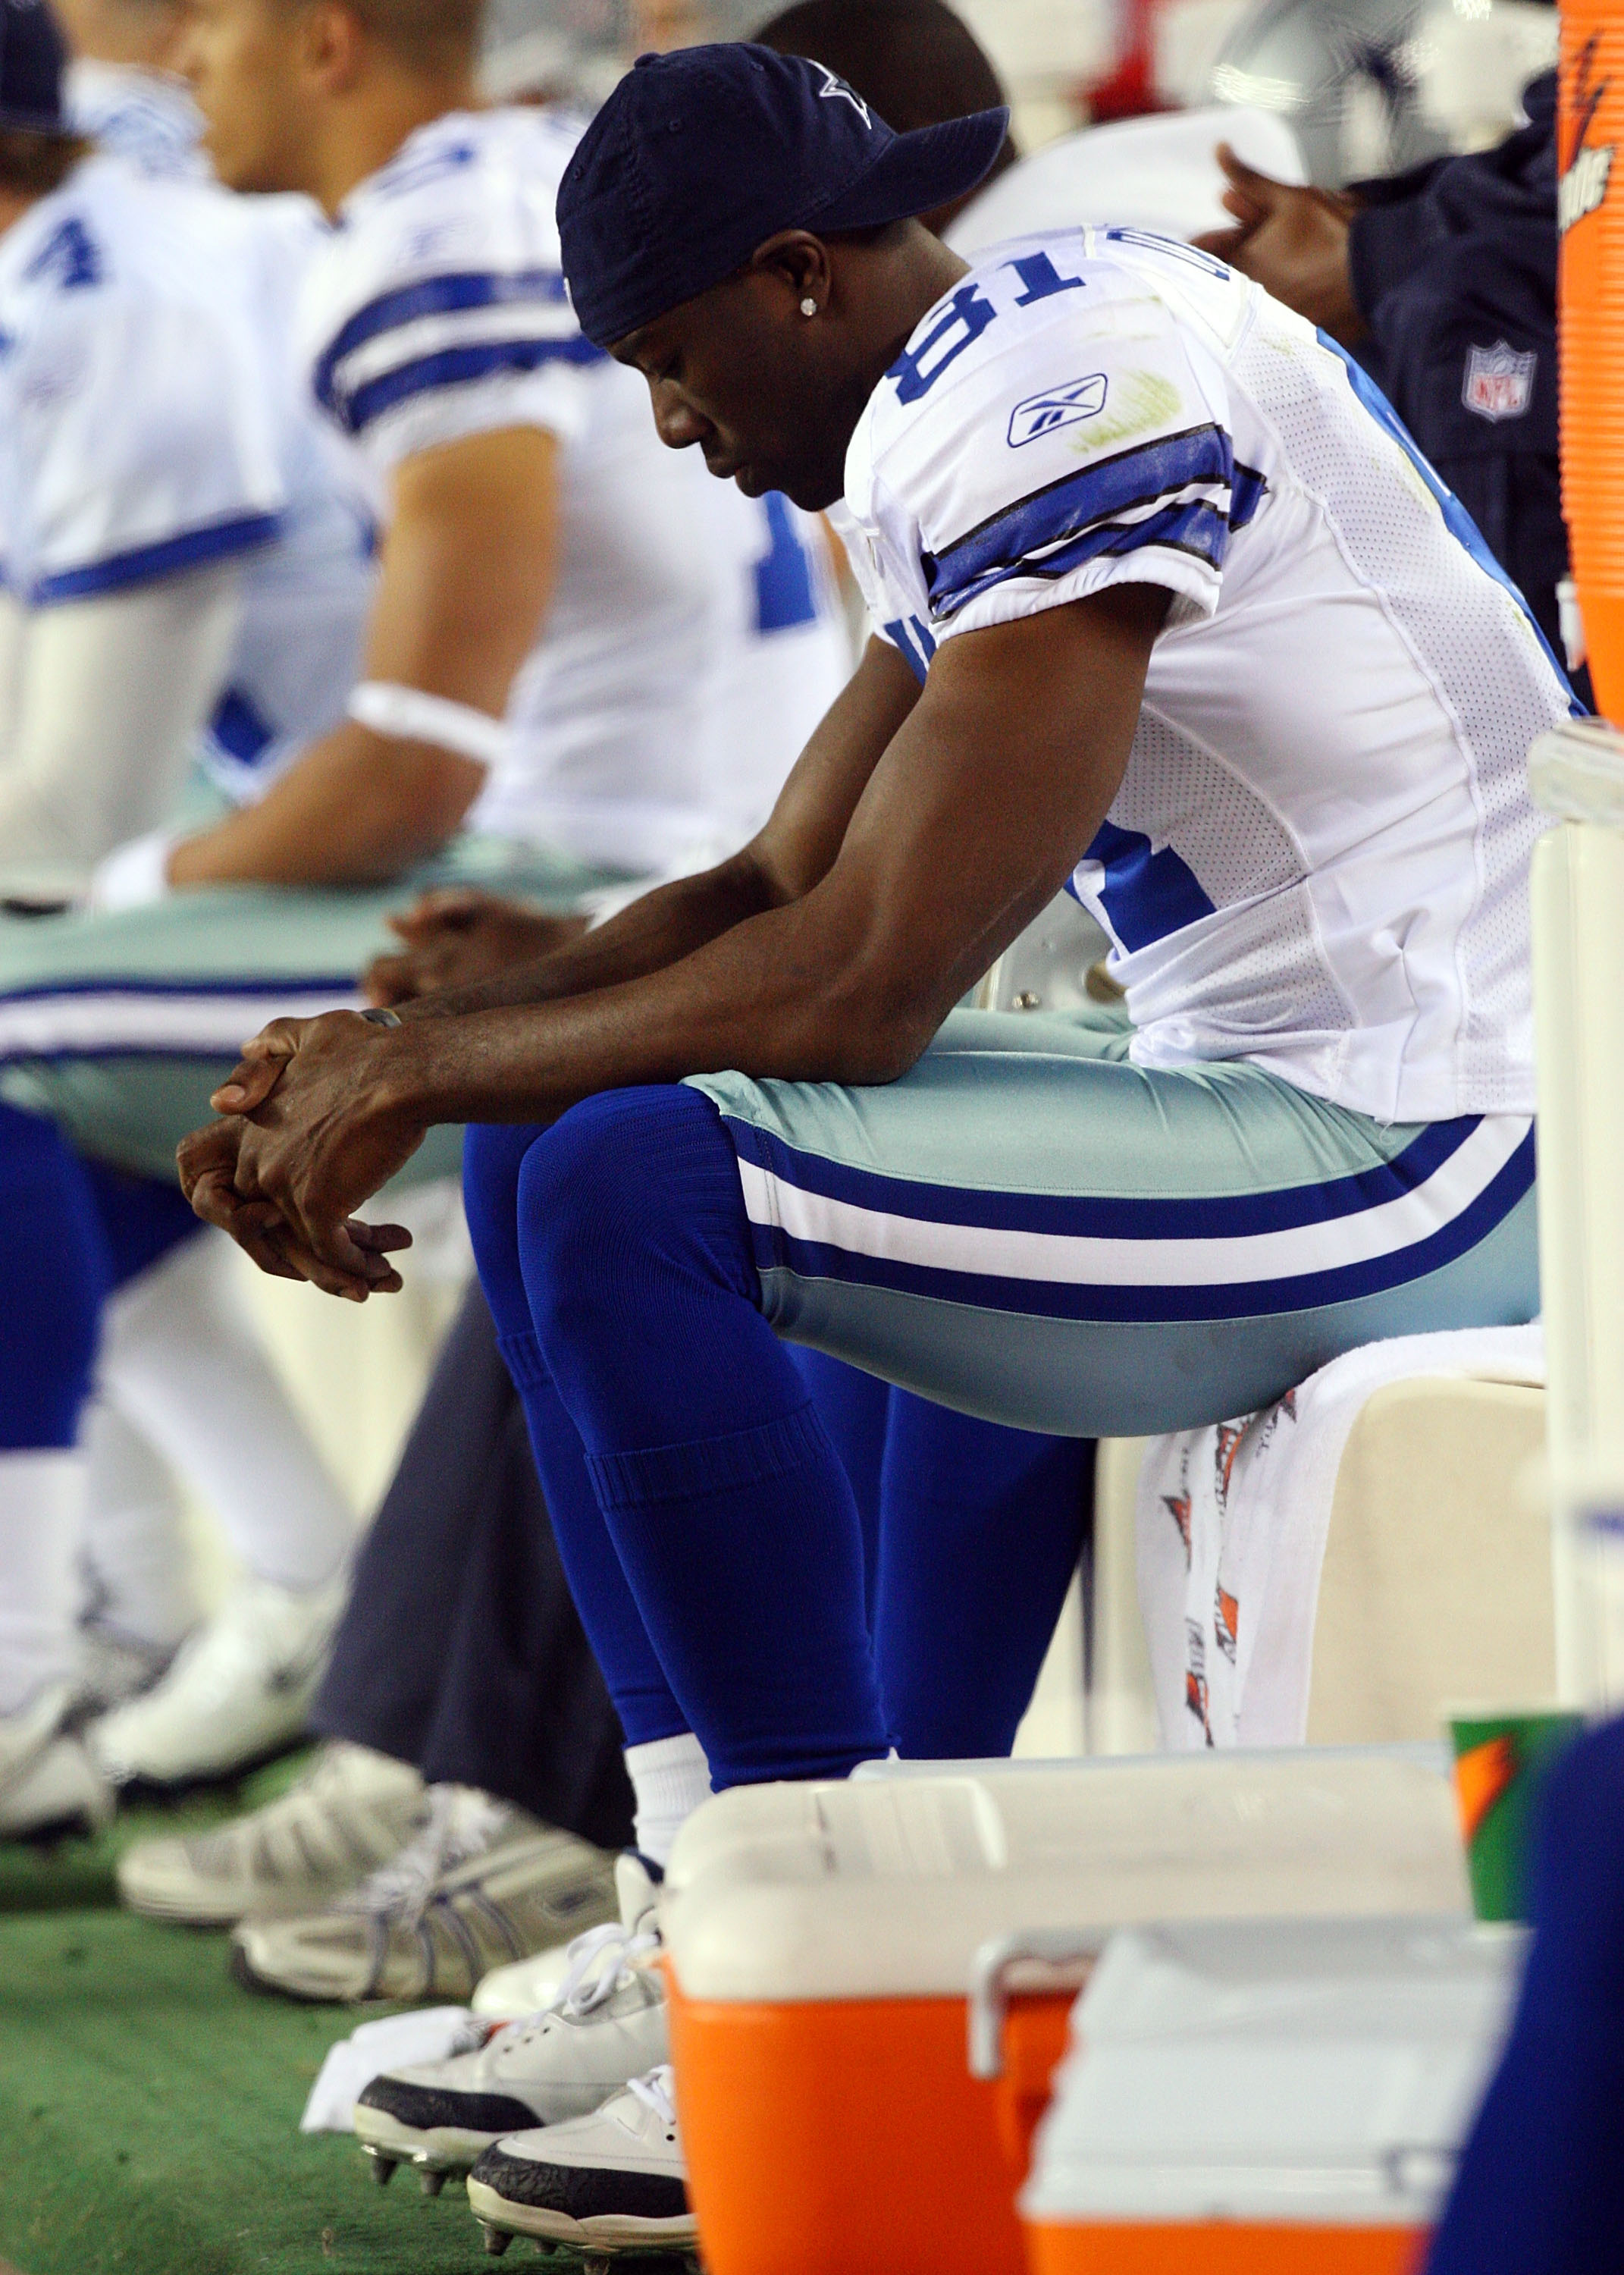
left=177, top=1009, right=428, bottom=1302
left=178, top=886, right=577, bottom=1298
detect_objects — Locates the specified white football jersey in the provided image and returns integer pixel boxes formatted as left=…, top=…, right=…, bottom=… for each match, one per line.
left=0, top=154, right=281, bottom=608
left=299, top=107, right=849, bottom=875
left=59, top=67, right=377, bottom=802
left=832, top=228, right=1575, bottom=1123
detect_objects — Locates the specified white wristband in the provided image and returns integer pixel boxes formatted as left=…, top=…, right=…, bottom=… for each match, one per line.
left=346, top=681, right=509, bottom=770
left=90, top=828, right=175, bottom=912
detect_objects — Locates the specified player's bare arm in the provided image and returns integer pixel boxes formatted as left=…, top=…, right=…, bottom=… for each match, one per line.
left=179, top=587, right=1164, bottom=1294
left=168, top=424, right=557, bottom=888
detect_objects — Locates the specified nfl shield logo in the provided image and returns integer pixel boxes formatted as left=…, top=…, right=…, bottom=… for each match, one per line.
left=1463, top=340, right=1536, bottom=423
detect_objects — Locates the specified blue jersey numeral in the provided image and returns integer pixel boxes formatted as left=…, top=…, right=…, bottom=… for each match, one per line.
left=1003, top=251, right=1086, bottom=306
left=889, top=283, right=999, bottom=403
left=25, top=218, right=101, bottom=291
left=752, top=494, right=820, bottom=632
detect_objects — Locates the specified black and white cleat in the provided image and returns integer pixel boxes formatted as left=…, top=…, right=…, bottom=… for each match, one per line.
left=419, top=2166, right=447, bottom=2197
left=363, top=2147, right=397, bottom=2187
left=481, top=2223, right=513, bottom=2255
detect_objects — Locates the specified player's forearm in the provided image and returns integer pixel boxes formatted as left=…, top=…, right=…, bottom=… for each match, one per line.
left=400, top=852, right=784, bottom=1019
left=0, top=573, right=241, bottom=876
left=372, top=882, right=942, bottom=1129
left=168, top=721, right=486, bottom=887
left=400, top=636, right=920, bottom=1017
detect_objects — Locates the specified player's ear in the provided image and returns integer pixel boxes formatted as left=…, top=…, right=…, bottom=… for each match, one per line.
left=747, top=230, right=832, bottom=322
left=298, top=0, right=365, bottom=92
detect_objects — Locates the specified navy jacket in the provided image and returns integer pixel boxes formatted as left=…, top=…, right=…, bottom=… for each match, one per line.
left=1348, top=75, right=1572, bottom=675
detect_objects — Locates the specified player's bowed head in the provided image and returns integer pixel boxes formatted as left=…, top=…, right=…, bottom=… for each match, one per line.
left=558, top=42, right=1009, bottom=513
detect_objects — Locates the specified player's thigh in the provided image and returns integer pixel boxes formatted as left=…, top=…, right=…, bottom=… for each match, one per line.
left=687, top=1033, right=1538, bottom=1437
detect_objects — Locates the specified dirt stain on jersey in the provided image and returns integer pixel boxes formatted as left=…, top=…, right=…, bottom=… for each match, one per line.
left=1068, top=369, right=1183, bottom=454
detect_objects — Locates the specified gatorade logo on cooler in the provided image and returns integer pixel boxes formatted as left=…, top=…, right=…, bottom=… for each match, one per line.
left=1560, top=33, right=1615, bottom=232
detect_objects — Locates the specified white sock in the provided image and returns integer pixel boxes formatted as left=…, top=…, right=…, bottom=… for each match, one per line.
left=80, top=1400, right=203, bottom=1651
left=0, top=1448, right=86, bottom=1713
left=98, top=1234, right=356, bottom=1596
left=625, top=1731, right=711, bottom=1867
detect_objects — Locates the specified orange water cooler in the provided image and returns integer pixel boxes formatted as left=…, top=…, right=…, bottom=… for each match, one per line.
left=1018, top=1916, right=1522, bottom=2275
left=661, top=1749, right=1469, bottom=2275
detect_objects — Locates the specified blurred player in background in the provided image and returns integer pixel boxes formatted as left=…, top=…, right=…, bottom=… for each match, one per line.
left=1199, top=0, right=1572, bottom=680
left=0, top=0, right=372, bottom=1829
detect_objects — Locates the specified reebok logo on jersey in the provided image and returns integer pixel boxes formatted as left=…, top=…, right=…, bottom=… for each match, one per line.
left=814, top=63, right=870, bottom=126
left=1007, top=373, right=1108, bottom=447
left=1463, top=341, right=1536, bottom=423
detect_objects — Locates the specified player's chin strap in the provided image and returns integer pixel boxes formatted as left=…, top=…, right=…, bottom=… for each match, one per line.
left=346, top=681, right=509, bottom=770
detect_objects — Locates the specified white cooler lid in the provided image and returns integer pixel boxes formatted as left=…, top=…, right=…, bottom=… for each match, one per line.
left=663, top=1749, right=1471, bottom=2003
left=1021, top=1916, right=1522, bottom=2230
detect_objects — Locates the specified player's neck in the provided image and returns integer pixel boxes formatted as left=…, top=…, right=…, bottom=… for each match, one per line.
left=309, top=68, right=481, bottom=217
left=0, top=190, right=38, bottom=243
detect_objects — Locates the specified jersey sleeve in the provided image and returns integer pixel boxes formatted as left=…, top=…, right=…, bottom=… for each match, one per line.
left=304, top=136, right=607, bottom=476
left=11, top=282, right=282, bottom=607
left=877, top=274, right=1242, bottom=644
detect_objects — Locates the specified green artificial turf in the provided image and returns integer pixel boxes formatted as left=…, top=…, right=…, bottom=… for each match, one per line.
left=0, top=1756, right=502, bottom=2275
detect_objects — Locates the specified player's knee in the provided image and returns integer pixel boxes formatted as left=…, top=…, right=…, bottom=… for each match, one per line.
left=516, top=1084, right=745, bottom=1351
left=462, top=1120, right=551, bottom=1334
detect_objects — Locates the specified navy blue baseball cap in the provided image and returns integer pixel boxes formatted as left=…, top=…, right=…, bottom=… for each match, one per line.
left=557, top=42, right=1008, bottom=350
left=0, top=0, right=64, bottom=133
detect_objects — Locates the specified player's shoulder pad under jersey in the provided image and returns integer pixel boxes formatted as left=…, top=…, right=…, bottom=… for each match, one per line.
left=849, top=228, right=1263, bottom=635
left=302, top=106, right=604, bottom=451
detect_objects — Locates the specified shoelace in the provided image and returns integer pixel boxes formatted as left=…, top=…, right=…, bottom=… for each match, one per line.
left=485, top=1919, right=663, bottom=2054
left=341, top=1786, right=508, bottom=1922
left=552, top=1919, right=661, bottom=2019
left=624, top=2065, right=678, bottom=2129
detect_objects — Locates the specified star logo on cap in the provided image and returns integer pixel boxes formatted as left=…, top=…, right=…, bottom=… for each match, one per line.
left=814, top=62, right=870, bottom=127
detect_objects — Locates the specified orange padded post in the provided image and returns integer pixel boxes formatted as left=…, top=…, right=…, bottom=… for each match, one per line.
left=1559, top=0, right=1624, bottom=716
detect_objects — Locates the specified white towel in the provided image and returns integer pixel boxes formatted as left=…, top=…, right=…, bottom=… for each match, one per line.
left=299, top=2006, right=476, bottom=2133
left=1135, top=1325, right=1545, bottom=1750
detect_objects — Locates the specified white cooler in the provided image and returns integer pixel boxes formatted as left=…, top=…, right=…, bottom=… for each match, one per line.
left=1022, top=1916, right=1521, bottom=2275
left=661, top=1749, right=1470, bottom=2275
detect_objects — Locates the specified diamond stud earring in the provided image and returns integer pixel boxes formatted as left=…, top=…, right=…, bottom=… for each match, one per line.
left=800, top=297, right=817, bottom=315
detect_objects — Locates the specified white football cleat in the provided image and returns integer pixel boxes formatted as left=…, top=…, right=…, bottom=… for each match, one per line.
left=85, top=1571, right=346, bottom=1787
left=0, top=1683, right=114, bottom=1837
left=354, top=1853, right=666, bottom=2185
left=117, top=1741, right=425, bottom=1924
left=471, top=1938, right=575, bottom=2022
left=466, top=2066, right=695, bottom=2260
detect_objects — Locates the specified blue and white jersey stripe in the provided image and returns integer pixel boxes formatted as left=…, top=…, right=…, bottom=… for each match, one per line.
left=300, top=109, right=607, bottom=469
left=313, top=267, right=602, bottom=437
left=923, top=425, right=1262, bottom=621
